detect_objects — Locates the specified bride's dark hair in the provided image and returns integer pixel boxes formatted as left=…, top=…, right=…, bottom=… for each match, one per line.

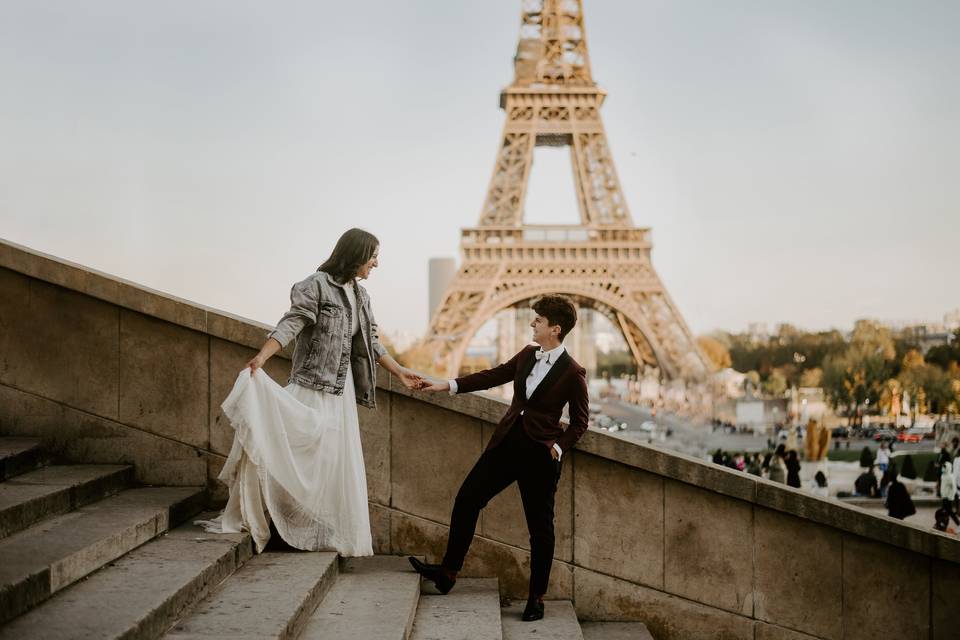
left=318, top=228, right=379, bottom=284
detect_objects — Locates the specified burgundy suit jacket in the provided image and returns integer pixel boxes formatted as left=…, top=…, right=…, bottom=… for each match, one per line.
left=455, top=344, right=590, bottom=454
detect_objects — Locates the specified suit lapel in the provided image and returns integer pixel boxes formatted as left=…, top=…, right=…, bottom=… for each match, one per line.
left=515, top=347, right=538, bottom=400
left=528, top=350, right=570, bottom=404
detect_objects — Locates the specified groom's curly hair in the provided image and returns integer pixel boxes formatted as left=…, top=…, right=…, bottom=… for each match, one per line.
left=532, top=295, right=578, bottom=342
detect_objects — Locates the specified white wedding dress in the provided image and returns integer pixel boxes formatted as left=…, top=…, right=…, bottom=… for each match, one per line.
left=197, top=283, right=373, bottom=556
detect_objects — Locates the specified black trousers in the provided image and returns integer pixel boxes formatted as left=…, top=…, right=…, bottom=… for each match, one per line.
left=441, top=417, right=561, bottom=596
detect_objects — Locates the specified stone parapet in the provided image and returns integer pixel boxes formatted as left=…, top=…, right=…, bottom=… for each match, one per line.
left=1, top=237, right=957, bottom=640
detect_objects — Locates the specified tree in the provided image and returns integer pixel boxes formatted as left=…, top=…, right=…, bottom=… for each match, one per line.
left=859, top=446, right=874, bottom=468
left=926, top=329, right=960, bottom=370
left=697, top=335, right=731, bottom=370
left=799, top=367, right=823, bottom=388
left=822, top=320, right=897, bottom=420
left=762, top=368, right=788, bottom=397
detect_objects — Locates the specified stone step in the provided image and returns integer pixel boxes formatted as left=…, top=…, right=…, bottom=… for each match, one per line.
left=0, top=516, right=252, bottom=640
left=165, top=550, right=338, bottom=639
left=0, top=464, right=134, bottom=539
left=299, top=555, right=421, bottom=640
left=581, top=621, right=655, bottom=640
left=0, top=438, right=48, bottom=481
left=0, top=485, right=204, bottom=624
left=501, top=600, right=584, bottom=640
left=411, top=577, right=502, bottom=640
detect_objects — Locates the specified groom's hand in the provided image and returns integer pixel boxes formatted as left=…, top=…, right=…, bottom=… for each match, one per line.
left=421, top=379, right=451, bottom=393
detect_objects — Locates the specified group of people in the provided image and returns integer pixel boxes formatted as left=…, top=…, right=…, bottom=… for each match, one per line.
left=711, top=445, right=815, bottom=492
left=852, top=464, right=917, bottom=520
left=934, top=438, right=960, bottom=534
left=197, top=228, right=591, bottom=623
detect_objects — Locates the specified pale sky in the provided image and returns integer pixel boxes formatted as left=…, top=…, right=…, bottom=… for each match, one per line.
left=2, top=1, right=958, bottom=343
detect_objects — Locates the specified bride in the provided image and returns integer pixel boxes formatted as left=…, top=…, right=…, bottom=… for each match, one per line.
left=200, top=228, right=423, bottom=555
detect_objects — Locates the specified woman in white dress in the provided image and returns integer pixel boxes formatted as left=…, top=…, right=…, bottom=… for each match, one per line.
left=201, top=228, right=423, bottom=555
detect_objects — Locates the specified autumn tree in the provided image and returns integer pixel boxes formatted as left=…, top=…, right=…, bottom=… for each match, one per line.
left=697, top=335, right=731, bottom=371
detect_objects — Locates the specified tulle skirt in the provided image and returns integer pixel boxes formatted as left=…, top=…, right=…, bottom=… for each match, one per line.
left=196, top=367, right=373, bottom=556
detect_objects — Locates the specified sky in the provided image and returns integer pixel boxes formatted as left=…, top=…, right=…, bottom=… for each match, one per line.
left=2, top=0, right=958, bottom=344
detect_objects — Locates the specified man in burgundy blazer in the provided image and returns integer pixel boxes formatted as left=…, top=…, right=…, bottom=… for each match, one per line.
left=409, top=295, right=589, bottom=622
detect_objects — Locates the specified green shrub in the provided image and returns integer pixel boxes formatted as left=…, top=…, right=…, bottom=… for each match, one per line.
left=859, top=446, right=875, bottom=468
left=898, top=454, right=917, bottom=480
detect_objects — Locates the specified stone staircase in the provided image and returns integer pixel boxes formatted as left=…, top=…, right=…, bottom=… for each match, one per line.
left=0, top=438, right=654, bottom=639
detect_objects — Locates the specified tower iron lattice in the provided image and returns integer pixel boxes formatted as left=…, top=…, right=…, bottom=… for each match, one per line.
left=425, top=0, right=708, bottom=381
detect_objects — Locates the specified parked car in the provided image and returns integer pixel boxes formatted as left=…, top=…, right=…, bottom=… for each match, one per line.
left=873, top=428, right=897, bottom=442
left=831, top=426, right=850, bottom=439
left=897, top=427, right=928, bottom=444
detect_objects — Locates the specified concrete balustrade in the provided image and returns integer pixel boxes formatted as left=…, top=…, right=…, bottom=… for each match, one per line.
left=0, top=238, right=957, bottom=640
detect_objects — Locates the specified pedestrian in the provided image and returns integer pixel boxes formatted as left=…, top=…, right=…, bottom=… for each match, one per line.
left=855, top=465, right=879, bottom=498
left=879, top=464, right=897, bottom=498
left=734, top=454, right=746, bottom=472
left=934, top=508, right=957, bottom=534
left=768, top=445, right=787, bottom=484
left=940, top=461, right=959, bottom=525
left=747, top=454, right=763, bottom=477
left=876, top=442, right=890, bottom=474
left=810, top=470, right=829, bottom=498
left=885, top=470, right=916, bottom=520
left=785, top=449, right=801, bottom=488
left=935, top=443, right=952, bottom=497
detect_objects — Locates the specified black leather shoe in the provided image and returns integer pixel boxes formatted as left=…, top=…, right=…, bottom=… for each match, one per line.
left=408, top=557, right=456, bottom=594
left=521, top=598, right=544, bottom=622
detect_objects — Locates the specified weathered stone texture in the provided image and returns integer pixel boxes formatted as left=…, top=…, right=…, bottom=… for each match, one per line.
left=574, top=566, right=754, bottom=640
left=842, top=534, right=930, bottom=640
left=390, top=396, right=482, bottom=523
left=119, top=310, right=208, bottom=448
left=358, top=390, right=391, bottom=507
left=664, top=480, right=754, bottom=616
left=0, top=269, right=119, bottom=418
left=0, top=384, right=206, bottom=486
left=574, top=451, right=663, bottom=587
left=932, top=559, right=960, bottom=640
left=754, top=508, right=842, bottom=639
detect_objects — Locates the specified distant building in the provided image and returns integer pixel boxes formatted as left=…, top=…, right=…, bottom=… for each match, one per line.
left=899, top=323, right=953, bottom=354
left=428, top=258, right=457, bottom=326
left=945, top=308, right=960, bottom=331
left=745, top=322, right=769, bottom=343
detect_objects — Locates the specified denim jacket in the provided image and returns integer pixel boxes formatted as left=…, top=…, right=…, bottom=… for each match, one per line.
left=267, top=271, right=388, bottom=408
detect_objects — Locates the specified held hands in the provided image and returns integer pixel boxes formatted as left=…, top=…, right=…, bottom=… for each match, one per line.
left=398, top=368, right=426, bottom=391
left=419, top=378, right=450, bottom=393
left=396, top=368, right=449, bottom=393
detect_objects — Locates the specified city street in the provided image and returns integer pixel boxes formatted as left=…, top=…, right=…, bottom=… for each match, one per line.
left=597, top=399, right=938, bottom=460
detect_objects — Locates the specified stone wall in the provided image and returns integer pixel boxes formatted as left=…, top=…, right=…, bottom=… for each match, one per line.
left=0, top=238, right=957, bottom=640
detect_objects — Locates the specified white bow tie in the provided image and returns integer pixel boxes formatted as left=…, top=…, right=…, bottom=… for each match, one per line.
left=534, top=349, right=551, bottom=364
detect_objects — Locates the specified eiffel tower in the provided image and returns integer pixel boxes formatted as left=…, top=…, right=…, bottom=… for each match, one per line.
left=425, top=0, right=708, bottom=381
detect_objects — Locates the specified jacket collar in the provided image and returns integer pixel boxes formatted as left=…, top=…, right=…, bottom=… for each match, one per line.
left=515, top=346, right=571, bottom=402
left=528, top=348, right=571, bottom=403
left=321, top=271, right=350, bottom=289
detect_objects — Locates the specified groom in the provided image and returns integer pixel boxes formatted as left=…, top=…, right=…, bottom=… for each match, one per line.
left=411, top=295, right=589, bottom=622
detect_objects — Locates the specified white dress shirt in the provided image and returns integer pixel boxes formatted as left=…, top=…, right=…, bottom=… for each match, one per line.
left=448, top=343, right=567, bottom=460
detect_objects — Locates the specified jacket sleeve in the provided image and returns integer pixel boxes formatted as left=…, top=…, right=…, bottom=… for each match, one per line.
left=367, top=301, right=388, bottom=361
left=557, top=365, right=590, bottom=453
left=454, top=346, right=533, bottom=394
left=267, top=276, right=320, bottom=349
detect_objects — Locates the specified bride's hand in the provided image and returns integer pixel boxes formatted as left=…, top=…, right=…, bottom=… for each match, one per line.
left=398, top=368, right=425, bottom=390
left=245, top=354, right=266, bottom=375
